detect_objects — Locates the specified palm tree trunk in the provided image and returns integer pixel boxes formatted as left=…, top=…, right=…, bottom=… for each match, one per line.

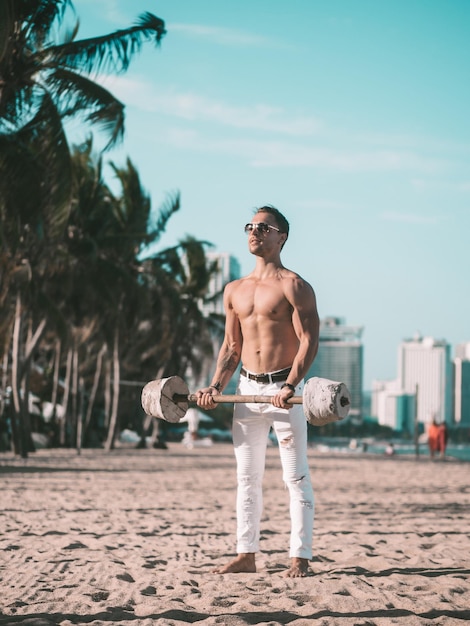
left=0, top=347, right=9, bottom=421
left=104, top=323, right=120, bottom=451
left=10, top=295, right=21, bottom=455
left=11, top=293, right=27, bottom=457
left=12, top=312, right=47, bottom=455
left=84, top=342, right=106, bottom=434
left=22, top=316, right=36, bottom=453
left=60, top=347, right=73, bottom=446
left=51, top=340, right=61, bottom=409
left=70, top=345, right=79, bottom=448
left=76, top=376, right=85, bottom=455
left=50, top=339, right=61, bottom=445
left=20, top=361, right=35, bottom=454
left=20, top=315, right=47, bottom=380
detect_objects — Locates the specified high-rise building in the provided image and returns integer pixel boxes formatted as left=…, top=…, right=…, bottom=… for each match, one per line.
left=196, top=252, right=241, bottom=391
left=455, top=343, right=470, bottom=360
left=397, top=335, right=453, bottom=425
left=306, top=317, right=363, bottom=420
left=454, top=342, right=470, bottom=425
left=371, top=379, right=415, bottom=432
left=202, top=252, right=241, bottom=316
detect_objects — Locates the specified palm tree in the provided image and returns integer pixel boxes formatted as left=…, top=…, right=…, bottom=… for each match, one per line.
left=97, top=160, right=182, bottom=450
left=0, top=1, right=166, bottom=456
left=0, top=0, right=167, bottom=260
left=52, top=142, right=184, bottom=450
left=0, top=0, right=167, bottom=280
left=150, top=237, right=221, bottom=382
left=2, top=136, right=223, bottom=453
left=0, top=1, right=166, bottom=147
left=0, top=3, right=225, bottom=453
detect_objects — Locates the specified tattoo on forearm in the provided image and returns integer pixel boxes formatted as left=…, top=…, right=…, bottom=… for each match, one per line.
left=219, top=349, right=239, bottom=378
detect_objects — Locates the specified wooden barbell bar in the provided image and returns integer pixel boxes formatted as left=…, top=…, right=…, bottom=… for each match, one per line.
left=141, top=375, right=351, bottom=426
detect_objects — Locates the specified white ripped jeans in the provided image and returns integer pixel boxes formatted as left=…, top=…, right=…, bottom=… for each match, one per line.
left=232, top=372, right=314, bottom=559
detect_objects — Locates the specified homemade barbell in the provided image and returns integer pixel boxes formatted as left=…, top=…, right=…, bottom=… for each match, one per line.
left=141, top=375, right=351, bottom=426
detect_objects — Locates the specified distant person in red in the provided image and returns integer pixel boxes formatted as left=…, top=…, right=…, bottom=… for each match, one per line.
left=427, top=420, right=439, bottom=458
left=437, top=422, right=448, bottom=459
left=428, top=420, right=448, bottom=459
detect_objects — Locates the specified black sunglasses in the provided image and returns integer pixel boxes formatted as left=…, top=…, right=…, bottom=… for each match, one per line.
left=244, top=222, right=280, bottom=235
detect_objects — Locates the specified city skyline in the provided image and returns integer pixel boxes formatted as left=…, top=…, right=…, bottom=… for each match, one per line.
left=372, top=335, right=470, bottom=430
left=307, top=317, right=363, bottom=419
left=198, top=250, right=467, bottom=399
left=71, top=1, right=470, bottom=389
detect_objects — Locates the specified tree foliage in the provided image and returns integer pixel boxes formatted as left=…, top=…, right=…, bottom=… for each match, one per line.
left=0, top=2, right=223, bottom=456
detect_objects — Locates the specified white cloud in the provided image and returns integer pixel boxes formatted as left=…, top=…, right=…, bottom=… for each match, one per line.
left=168, top=23, right=278, bottom=47
left=161, top=129, right=444, bottom=173
left=411, top=178, right=470, bottom=193
left=380, top=212, right=441, bottom=225
left=100, top=77, right=452, bottom=174
left=297, top=200, right=353, bottom=211
left=102, top=76, right=322, bottom=136
left=76, top=0, right=129, bottom=27
left=248, top=144, right=441, bottom=172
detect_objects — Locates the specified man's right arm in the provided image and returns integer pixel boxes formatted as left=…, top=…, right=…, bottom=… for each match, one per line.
left=196, top=282, right=242, bottom=408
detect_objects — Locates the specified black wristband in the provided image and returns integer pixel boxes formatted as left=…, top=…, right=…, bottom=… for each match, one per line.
left=281, top=383, right=296, bottom=393
left=210, top=382, right=221, bottom=392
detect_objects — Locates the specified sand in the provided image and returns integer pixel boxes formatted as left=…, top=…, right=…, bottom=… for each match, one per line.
left=1, top=443, right=469, bottom=626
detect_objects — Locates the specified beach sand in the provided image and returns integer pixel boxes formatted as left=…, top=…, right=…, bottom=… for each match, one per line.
left=1, top=443, right=469, bottom=625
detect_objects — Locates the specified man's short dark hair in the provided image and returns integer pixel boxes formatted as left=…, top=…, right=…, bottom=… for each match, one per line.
left=255, top=205, right=289, bottom=238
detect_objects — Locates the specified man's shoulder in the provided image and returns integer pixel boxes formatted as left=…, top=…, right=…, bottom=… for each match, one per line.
left=282, top=267, right=302, bottom=279
left=227, top=276, right=246, bottom=288
left=228, top=273, right=254, bottom=287
left=224, top=276, right=248, bottom=296
left=282, top=268, right=311, bottom=285
left=281, top=269, right=316, bottom=299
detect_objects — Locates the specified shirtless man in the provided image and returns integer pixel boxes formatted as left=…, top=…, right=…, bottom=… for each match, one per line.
left=196, top=205, right=319, bottom=577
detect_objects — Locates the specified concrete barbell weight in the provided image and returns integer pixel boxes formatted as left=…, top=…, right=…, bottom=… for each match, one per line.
left=141, top=375, right=351, bottom=426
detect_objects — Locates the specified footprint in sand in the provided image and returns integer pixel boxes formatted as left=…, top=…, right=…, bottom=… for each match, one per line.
left=116, top=573, right=135, bottom=583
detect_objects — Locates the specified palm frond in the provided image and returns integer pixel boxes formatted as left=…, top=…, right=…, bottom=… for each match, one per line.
left=144, top=192, right=181, bottom=249
left=179, top=236, right=215, bottom=295
left=0, top=134, right=38, bottom=250
left=0, top=83, right=40, bottom=129
left=109, top=158, right=151, bottom=241
left=153, top=246, right=187, bottom=283
left=47, top=67, right=125, bottom=147
left=24, top=0, right=73, bottom=47
left=51, top=12, right=166, bottom=76
left=31, top=93, right=73, bottom=239
left=12, top=92, right=73, bottom=240
left=62, top=18, right=80, bottom=45
left=70, top=138, right=106, bottom=214
left=0, top=1, right=13, bottom=64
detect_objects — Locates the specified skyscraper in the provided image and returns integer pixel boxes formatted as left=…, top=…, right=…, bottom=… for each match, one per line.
left=198, top=252, right=241, bottom=391
left=371, top=379, right=416, bottom=432
left=306, top=317, right=363, bottom=420
left=454, top=342, right=470, bottom=425
left=397, top=335, right=452, bottom=425
left=202, top=252, right=241, bottom=316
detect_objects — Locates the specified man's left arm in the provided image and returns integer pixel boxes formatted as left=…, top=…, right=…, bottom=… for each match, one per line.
left=273, top=277, right=319, bottom=408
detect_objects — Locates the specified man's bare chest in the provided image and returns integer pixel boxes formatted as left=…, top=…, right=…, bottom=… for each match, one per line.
left=232, top=282, right=291, bottom=321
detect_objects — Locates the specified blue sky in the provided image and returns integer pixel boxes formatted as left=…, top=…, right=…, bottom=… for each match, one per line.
left=71, top=0, right=469, bottom=389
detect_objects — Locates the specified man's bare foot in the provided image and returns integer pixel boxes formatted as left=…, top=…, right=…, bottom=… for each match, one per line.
left=212, top=553, right=256, bottom=574
left=282, top=557, right=310, bottom=578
